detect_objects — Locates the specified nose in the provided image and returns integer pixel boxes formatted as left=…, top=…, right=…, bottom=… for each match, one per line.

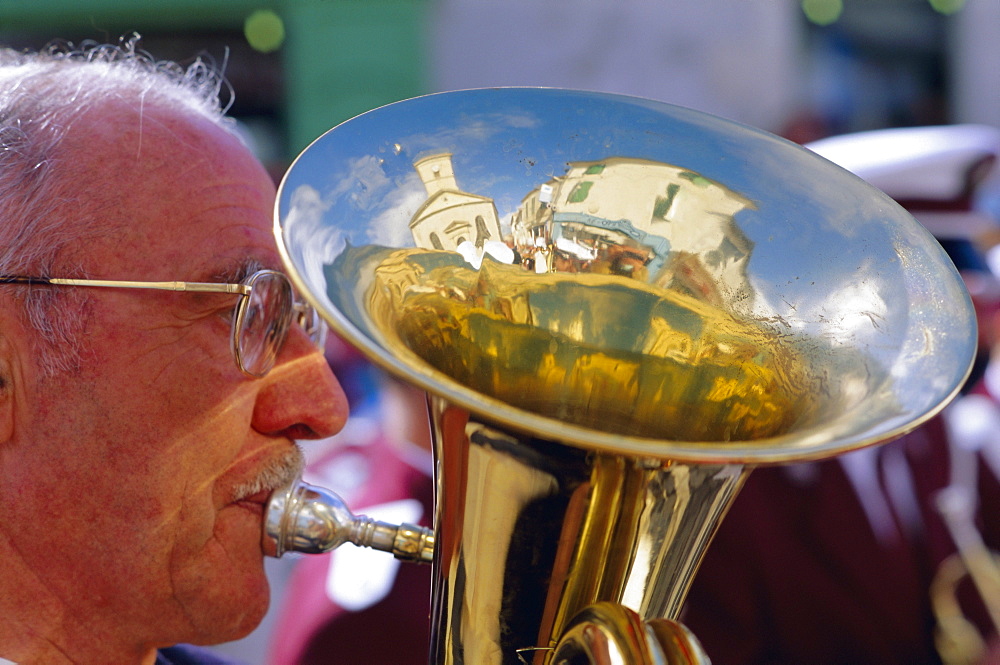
left=250, top=328, right=349, bottom=441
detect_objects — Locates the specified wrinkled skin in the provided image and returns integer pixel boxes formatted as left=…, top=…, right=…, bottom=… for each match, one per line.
left=0, top=99, right=349, bottom=664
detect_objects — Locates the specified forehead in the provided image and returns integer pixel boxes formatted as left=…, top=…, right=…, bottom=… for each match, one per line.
left=64, top=100, right=279, bottom=280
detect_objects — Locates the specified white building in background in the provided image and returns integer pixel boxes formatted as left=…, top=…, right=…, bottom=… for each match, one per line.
left=408, top=152, right=757, bottom=310
left=950, top=0, right=1000, bottom=127
left=431, top=0, right=998, bottom=136
left=429, top=0, right=802, bottom=135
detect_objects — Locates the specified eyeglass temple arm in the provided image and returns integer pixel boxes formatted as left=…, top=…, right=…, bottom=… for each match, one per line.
left=0, top=276, right=250, bottom=295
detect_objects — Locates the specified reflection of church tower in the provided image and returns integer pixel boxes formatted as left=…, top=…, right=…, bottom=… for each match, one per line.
left=409, top=153, right=502, bottom=251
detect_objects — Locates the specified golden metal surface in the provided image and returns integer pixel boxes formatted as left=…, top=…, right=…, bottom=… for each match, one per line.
left=368, top=251, right=813, bottom=444
left=426, top=402, right=742, bottom=662
left=550, top=602, right=710, bottom=665
left=273, top=88, right=978, bottom=664
left=278, top=90, right=974, bottom=463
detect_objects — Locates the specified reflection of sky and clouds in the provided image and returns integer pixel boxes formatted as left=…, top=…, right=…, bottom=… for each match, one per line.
left=278, top=88, right=975, bottom=459
left=281, top=89, right=963, bottom=332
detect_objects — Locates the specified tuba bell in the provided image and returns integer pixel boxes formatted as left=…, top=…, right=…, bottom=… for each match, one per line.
left=263, top=88, right=978, bottom=664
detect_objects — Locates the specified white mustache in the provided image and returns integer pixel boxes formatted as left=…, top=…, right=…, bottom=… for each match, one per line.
left=232, top=445, right=305, bottom=501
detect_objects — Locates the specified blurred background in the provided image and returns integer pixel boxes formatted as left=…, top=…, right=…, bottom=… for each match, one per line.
left=2, top=0, right=995, bottom=174
left=1, top=0, right=997, bottom=663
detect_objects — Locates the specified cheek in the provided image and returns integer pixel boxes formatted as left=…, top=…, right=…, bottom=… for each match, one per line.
left=78, top=325, right=255, bottom=472
left=160, top=494, right=272, bottom=640
left=28, top=341, right=261, bottom=568
left=83, top=294, right=236, bottom=388
left=100, top=413, right=269, bottom=638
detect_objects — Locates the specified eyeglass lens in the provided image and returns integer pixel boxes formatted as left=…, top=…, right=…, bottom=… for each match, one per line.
left=296, top=303, right=326, bottom=348
left=236, top=271, right=294, bottom=377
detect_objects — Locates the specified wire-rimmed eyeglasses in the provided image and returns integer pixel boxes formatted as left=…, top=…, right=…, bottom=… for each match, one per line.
left=0, top=269, right=325, bottom=378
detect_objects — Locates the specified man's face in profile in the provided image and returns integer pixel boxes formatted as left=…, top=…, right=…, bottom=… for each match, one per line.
left=2, top=99, right=347, bottom=650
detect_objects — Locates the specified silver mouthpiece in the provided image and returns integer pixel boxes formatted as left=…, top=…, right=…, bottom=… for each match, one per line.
left=262, top=476, right=435, bottom=563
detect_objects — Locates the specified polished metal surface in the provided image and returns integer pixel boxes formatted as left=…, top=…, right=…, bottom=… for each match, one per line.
left=276, top=87, right=975, bottom=465
left=263, top=477, right=434, bottom=562
left=550, top=602, right=710, bottom=665
left=426, top=402, right=743, bottom=663
left=271, top=88, right=978, bottom=664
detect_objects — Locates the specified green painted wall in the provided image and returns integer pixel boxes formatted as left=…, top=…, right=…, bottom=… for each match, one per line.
left=281, top=1, right=427, bottom=153
left=0, top=0, right=257, bottom=33
left=0, top=0, right=429, bottom=159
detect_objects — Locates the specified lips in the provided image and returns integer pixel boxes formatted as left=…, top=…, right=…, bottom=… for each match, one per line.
left=227, top=445, right=305, bottom=517
left=234, top=489, right=274, bottom=515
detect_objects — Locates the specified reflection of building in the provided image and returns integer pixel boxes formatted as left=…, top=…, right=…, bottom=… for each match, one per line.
left=407, top=153, right=756, bottom=310
left=409, top=153, right=503, bottom=251
left=511, top=157, right=756, bottom=308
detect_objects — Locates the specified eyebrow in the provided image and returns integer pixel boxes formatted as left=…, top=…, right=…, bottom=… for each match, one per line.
left=214, top=258, right=268, bottom=284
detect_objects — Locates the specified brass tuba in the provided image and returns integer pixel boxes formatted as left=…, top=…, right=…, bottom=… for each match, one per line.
left=263, top=89, right=977, bottom=664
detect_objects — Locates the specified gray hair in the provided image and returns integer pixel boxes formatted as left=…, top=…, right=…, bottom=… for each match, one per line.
left=0, top=35, right=236, bottom=375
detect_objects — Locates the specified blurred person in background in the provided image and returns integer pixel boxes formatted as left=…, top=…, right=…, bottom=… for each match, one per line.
left=683, top=124, right=1000, bottom=665
left=267, top=334, right=433, bottom=665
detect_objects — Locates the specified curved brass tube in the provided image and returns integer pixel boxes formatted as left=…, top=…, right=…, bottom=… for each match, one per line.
left=933, top=486, right=1000, bottom=664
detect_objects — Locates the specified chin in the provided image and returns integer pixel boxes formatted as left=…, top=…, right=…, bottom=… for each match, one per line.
left=177, top=511, right=274, bottom=645
left=185, top=567, right=272, bottom=646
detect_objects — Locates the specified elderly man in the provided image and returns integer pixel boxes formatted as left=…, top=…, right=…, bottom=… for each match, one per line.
left=0, top=40, right=349, bottom=664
